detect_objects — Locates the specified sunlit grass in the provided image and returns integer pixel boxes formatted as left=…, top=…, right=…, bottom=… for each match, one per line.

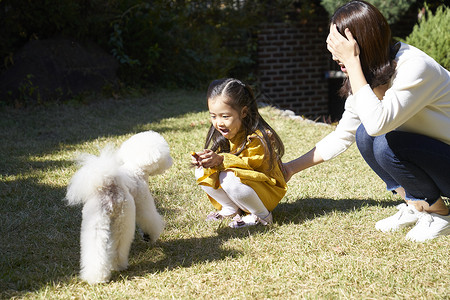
left=1, top=90, right=449, bottom=299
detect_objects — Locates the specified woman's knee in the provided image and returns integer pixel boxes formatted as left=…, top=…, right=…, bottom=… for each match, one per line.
left=356, top=124, right=374, bottom=154
left=372, top=135, right=393, bottom=167
left=371, top=131, right=416, bottom=169
left=373, top=131, right=415, bottom=166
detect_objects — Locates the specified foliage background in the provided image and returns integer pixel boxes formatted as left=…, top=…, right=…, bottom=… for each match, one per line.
left=320, top=0, right=448, bottom=23
left=0, top=0, right=448, bottom=105
left=404, top=4, right=450, bottom=70
left=320, top=0, right=417, bottom=23
left=0, top=0, right=322, bottom=90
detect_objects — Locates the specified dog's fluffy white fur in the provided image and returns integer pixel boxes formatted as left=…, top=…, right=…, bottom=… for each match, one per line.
left=66, top=131, right=172, bottom=284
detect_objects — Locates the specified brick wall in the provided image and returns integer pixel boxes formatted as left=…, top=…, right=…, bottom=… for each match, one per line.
left=257, top=17, right=331, bottom=119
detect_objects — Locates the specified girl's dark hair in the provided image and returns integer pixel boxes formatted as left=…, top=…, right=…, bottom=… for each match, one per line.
left=205, top=78, right=284, bottom=171
left=331, top=0, right=400, bottom=97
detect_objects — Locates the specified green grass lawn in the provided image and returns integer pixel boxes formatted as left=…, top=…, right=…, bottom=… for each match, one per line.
left=1, top=90, right=449, bottom=299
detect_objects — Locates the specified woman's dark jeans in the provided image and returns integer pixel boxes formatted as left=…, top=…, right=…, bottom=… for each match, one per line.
left=355, top=124, right=450, bottom=206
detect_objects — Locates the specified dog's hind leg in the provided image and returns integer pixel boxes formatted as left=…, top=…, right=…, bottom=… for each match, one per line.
left=135, top=188, right=165, bottom=243
left=79, top=201, right=113, bottom=284
left=113, top=198, right=136, bottom=271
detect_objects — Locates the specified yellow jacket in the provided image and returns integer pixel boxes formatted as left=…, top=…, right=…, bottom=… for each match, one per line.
left=197, top=131, right=287, bottom=211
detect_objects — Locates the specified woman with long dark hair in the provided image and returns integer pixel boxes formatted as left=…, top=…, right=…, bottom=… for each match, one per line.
left=284, top=0, right=450, bottom=242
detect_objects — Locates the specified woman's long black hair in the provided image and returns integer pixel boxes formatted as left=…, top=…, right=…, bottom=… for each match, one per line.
left=331, top=0, right=400, bottom=97
left=205, top=78, right=284, bottom=171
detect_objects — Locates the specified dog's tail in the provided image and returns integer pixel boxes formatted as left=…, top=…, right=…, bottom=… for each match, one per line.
left=66, top=145, right=122, bottom=206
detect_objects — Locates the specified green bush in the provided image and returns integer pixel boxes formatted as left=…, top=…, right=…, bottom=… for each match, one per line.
left=404, top=4, right=449, bottom=70
left=108, top=1, right=258, bottom=88
left=320, top=0, right=415, bottom=24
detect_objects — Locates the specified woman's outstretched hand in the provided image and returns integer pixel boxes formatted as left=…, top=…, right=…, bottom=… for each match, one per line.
left=281, top=162, right=294, bottom=183
left=281, top=148, right=325, bottom=184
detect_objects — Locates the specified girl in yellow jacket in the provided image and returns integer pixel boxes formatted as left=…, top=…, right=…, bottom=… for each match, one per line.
left=192, top=78, right=287, bottom=228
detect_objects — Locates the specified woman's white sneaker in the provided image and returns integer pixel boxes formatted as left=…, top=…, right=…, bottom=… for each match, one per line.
left=375, top=203, right=419, bottom=232
left=405, top=212, right=450, bottom=242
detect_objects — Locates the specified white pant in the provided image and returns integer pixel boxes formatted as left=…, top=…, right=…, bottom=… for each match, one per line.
left=195, top=167, right=269, bottom=219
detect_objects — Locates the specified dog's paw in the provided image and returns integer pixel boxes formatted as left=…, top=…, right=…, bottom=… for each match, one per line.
left=142, top=233, right=151, bottom=242
left=138, top=228, right=152, bottom=242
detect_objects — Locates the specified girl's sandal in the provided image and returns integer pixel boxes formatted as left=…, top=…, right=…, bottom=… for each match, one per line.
left=228, top=213, right=273, bottom=228
left=206, top=210, right=241, bottom=221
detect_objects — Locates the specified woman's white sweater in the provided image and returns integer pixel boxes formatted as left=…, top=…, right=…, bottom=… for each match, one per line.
left=316, top=42, right=450, bottom=161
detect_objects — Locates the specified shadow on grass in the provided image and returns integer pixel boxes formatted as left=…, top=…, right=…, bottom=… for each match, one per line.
left=0, top=92, right=406, bottom=296
left=0, top=91, right=211, bottom=297
left=119, top=223, right=270, bottom=281
left=0, top=177, right=78, bottom=296
left=0, top=168, right=180, bottom=293
left=0, top=185, right=404, bottom=298
left=0, top=172, right=262, bottom=296
left=117, top=197, right=405, bottom=282
left=0, top=90, right=206, bottom=178
left=274, top=197, right=404, bottom=226
left=0, top=91, right=207, bottom=295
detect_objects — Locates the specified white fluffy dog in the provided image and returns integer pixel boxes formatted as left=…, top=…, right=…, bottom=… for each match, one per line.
left=66, top=131, right=172, bottom=284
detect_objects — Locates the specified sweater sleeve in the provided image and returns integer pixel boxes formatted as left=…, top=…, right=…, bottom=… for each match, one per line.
left=354, top=48, right=443, bottom=136
left=315, top=96, right=361, bottom=161
left=317, top=43, right=450, bottom=160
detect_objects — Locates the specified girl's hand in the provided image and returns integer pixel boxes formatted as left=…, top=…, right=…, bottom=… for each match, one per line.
left=196, top=149, right=224, bottom=169
left=191, top=151, right=201, bottom=167
left=326, top=24, right=360, bottom=67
